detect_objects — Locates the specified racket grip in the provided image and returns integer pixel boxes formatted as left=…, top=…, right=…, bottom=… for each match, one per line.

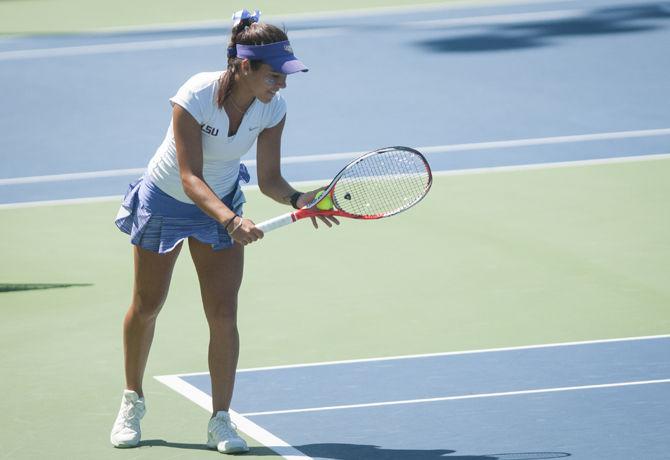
left=256, top=212, right=296, bottom=233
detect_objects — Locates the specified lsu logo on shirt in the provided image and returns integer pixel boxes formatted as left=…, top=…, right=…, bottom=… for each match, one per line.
left=201, top=124, right=219, bottom=136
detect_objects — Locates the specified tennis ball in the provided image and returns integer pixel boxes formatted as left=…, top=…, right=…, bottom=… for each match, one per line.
left=315, top=191, right=333, bottom=210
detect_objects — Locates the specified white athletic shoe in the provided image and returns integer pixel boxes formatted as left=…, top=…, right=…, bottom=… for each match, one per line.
left=207, top=411, right=249, bottom=454
left=110, top=390, right=146, bottom=448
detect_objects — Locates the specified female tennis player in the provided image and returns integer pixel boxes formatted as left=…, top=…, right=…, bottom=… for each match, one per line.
left=110, top=10, right=338, bottom=453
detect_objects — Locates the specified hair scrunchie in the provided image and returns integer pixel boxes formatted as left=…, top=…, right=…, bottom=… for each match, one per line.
left=231, top=9, right=261, bottom=28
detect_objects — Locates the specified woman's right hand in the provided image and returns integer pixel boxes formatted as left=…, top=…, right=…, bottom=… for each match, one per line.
left=229, top=217, right=264, bottom=246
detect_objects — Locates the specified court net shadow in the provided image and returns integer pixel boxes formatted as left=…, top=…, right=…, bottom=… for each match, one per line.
left=250, top=443, right=571, bottom=459
left=416, top=3, right=670, bottom=53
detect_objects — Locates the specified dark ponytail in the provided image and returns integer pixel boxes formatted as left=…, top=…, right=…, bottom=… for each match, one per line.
left=217, top=21, right=288, bottom=109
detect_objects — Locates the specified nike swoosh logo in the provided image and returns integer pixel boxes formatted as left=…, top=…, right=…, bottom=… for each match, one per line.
left=248, top=126, right=259, bottom=131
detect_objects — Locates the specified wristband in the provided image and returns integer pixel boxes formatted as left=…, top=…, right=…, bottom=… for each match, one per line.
left=289, top=191, right=302, bottom=209
left=224, top=214, right=239, bottom=232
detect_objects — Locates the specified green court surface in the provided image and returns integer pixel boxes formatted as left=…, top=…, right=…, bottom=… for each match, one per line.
left=0, top=159, right=668, bottom=459
left=0, top=0, right=464, bottom=35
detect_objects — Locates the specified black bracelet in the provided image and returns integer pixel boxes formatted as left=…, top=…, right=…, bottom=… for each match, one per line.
left=224, top=214, right=239, bottom=232
left=289, top=191, right=302, bottom=209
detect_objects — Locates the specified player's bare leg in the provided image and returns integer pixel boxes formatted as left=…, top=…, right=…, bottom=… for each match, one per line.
left=124, top=243, right=182, bottom=395
left=188, top=238, right=248, bottom=453
left=112, top=243, right=182, bottom=447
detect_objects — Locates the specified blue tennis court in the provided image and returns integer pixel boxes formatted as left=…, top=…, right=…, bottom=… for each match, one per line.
left=2, top=0, right=669, bottom=459
left=157, top=336, right=670, bottom=459
left=2, top=0, right=670, bottom=205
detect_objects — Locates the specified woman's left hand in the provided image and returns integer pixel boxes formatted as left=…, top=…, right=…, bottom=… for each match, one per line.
left=297, top=189, right=341, bottom=229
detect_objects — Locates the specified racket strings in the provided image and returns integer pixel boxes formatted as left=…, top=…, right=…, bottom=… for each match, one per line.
left=353, top=151, right=429, bottom=215
left=333, top=148, right=430, bottom=217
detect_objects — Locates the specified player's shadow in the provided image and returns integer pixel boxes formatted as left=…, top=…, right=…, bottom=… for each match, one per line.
left=138, top=440, right=570, bottom=459
left=137, top=439, right=210, bottom=450
left=416, top=3, right=670, bottom=53
left=251, top=443, right=571, bottom=459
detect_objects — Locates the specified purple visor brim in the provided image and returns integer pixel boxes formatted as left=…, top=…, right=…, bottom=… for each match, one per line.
left=235, top=40, right=308, bottom=74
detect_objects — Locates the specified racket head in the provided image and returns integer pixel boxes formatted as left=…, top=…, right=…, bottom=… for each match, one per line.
left=259, top=146, right=431, bottom=233
left=327, top=146, right=432, bottom=219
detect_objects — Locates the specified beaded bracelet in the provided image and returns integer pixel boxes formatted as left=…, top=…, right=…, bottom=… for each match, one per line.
left=231, top=217, right=245, bottom=234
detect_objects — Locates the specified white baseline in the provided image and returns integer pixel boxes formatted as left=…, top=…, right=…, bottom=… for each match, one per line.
left=2, top=127, right=670, bottom=186
left=155, top=334, right=670, bottom=459
left=1, top=153, right=669, bottom=210
left=154, top=375, right=313, bottom=460
left=0, top=28, right=344, bottom=61
left=175, top=334, right=670, bottom=376
left=240, top=378, right=670, bottom=417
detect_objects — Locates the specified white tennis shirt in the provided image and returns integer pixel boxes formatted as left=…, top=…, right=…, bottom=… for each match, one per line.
left=147, top=71, right=287, bottom=203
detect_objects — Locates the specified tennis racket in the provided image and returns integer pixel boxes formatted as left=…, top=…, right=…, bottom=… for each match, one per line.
left=256, top=146, right=432, bottom=234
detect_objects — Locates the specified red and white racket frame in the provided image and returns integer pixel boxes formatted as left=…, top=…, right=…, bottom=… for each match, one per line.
left=256, top=147, right=432, bottom=234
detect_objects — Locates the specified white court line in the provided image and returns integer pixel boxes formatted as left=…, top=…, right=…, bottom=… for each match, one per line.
left=174, top=334, right=670, bottom=377
left=0, top=0, right=578, bottom=38
left=155, top=334, right=670, bottom=458
left=401, top=8, right=584, bottom=28
left=154, top=375, right=313, bottom=460
left=2, top=127, right=670, bottom=186
left=93, top=0, right=578, bottom=34
left=432, top=152, right=670, bottom=176
left=0, top=194, right=124, bottom=209
left=272, top=128, right=670, bottom=167
left=0, top=167, right=146, bottom=185
left=0, top=3, right=588, bottom=60
left=0, top=28, right=344, bottom=61
left=0, top=36, right=228, bottom=60
left=1, top=152, right=669, bottom=210
left=417, top=127, right=670, bottom=154
left=240, top=379, right=670, bottom=417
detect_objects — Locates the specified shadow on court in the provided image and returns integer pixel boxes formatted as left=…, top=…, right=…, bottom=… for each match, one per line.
left=135, top=440, right=571, bottom=459
left=138, top=439, right=210, bottom=451
left=0, top=283, right=92, bottom=293
left=416, top=3, right=670, bottom=53
left=249, top=443, right=571, bottom=459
